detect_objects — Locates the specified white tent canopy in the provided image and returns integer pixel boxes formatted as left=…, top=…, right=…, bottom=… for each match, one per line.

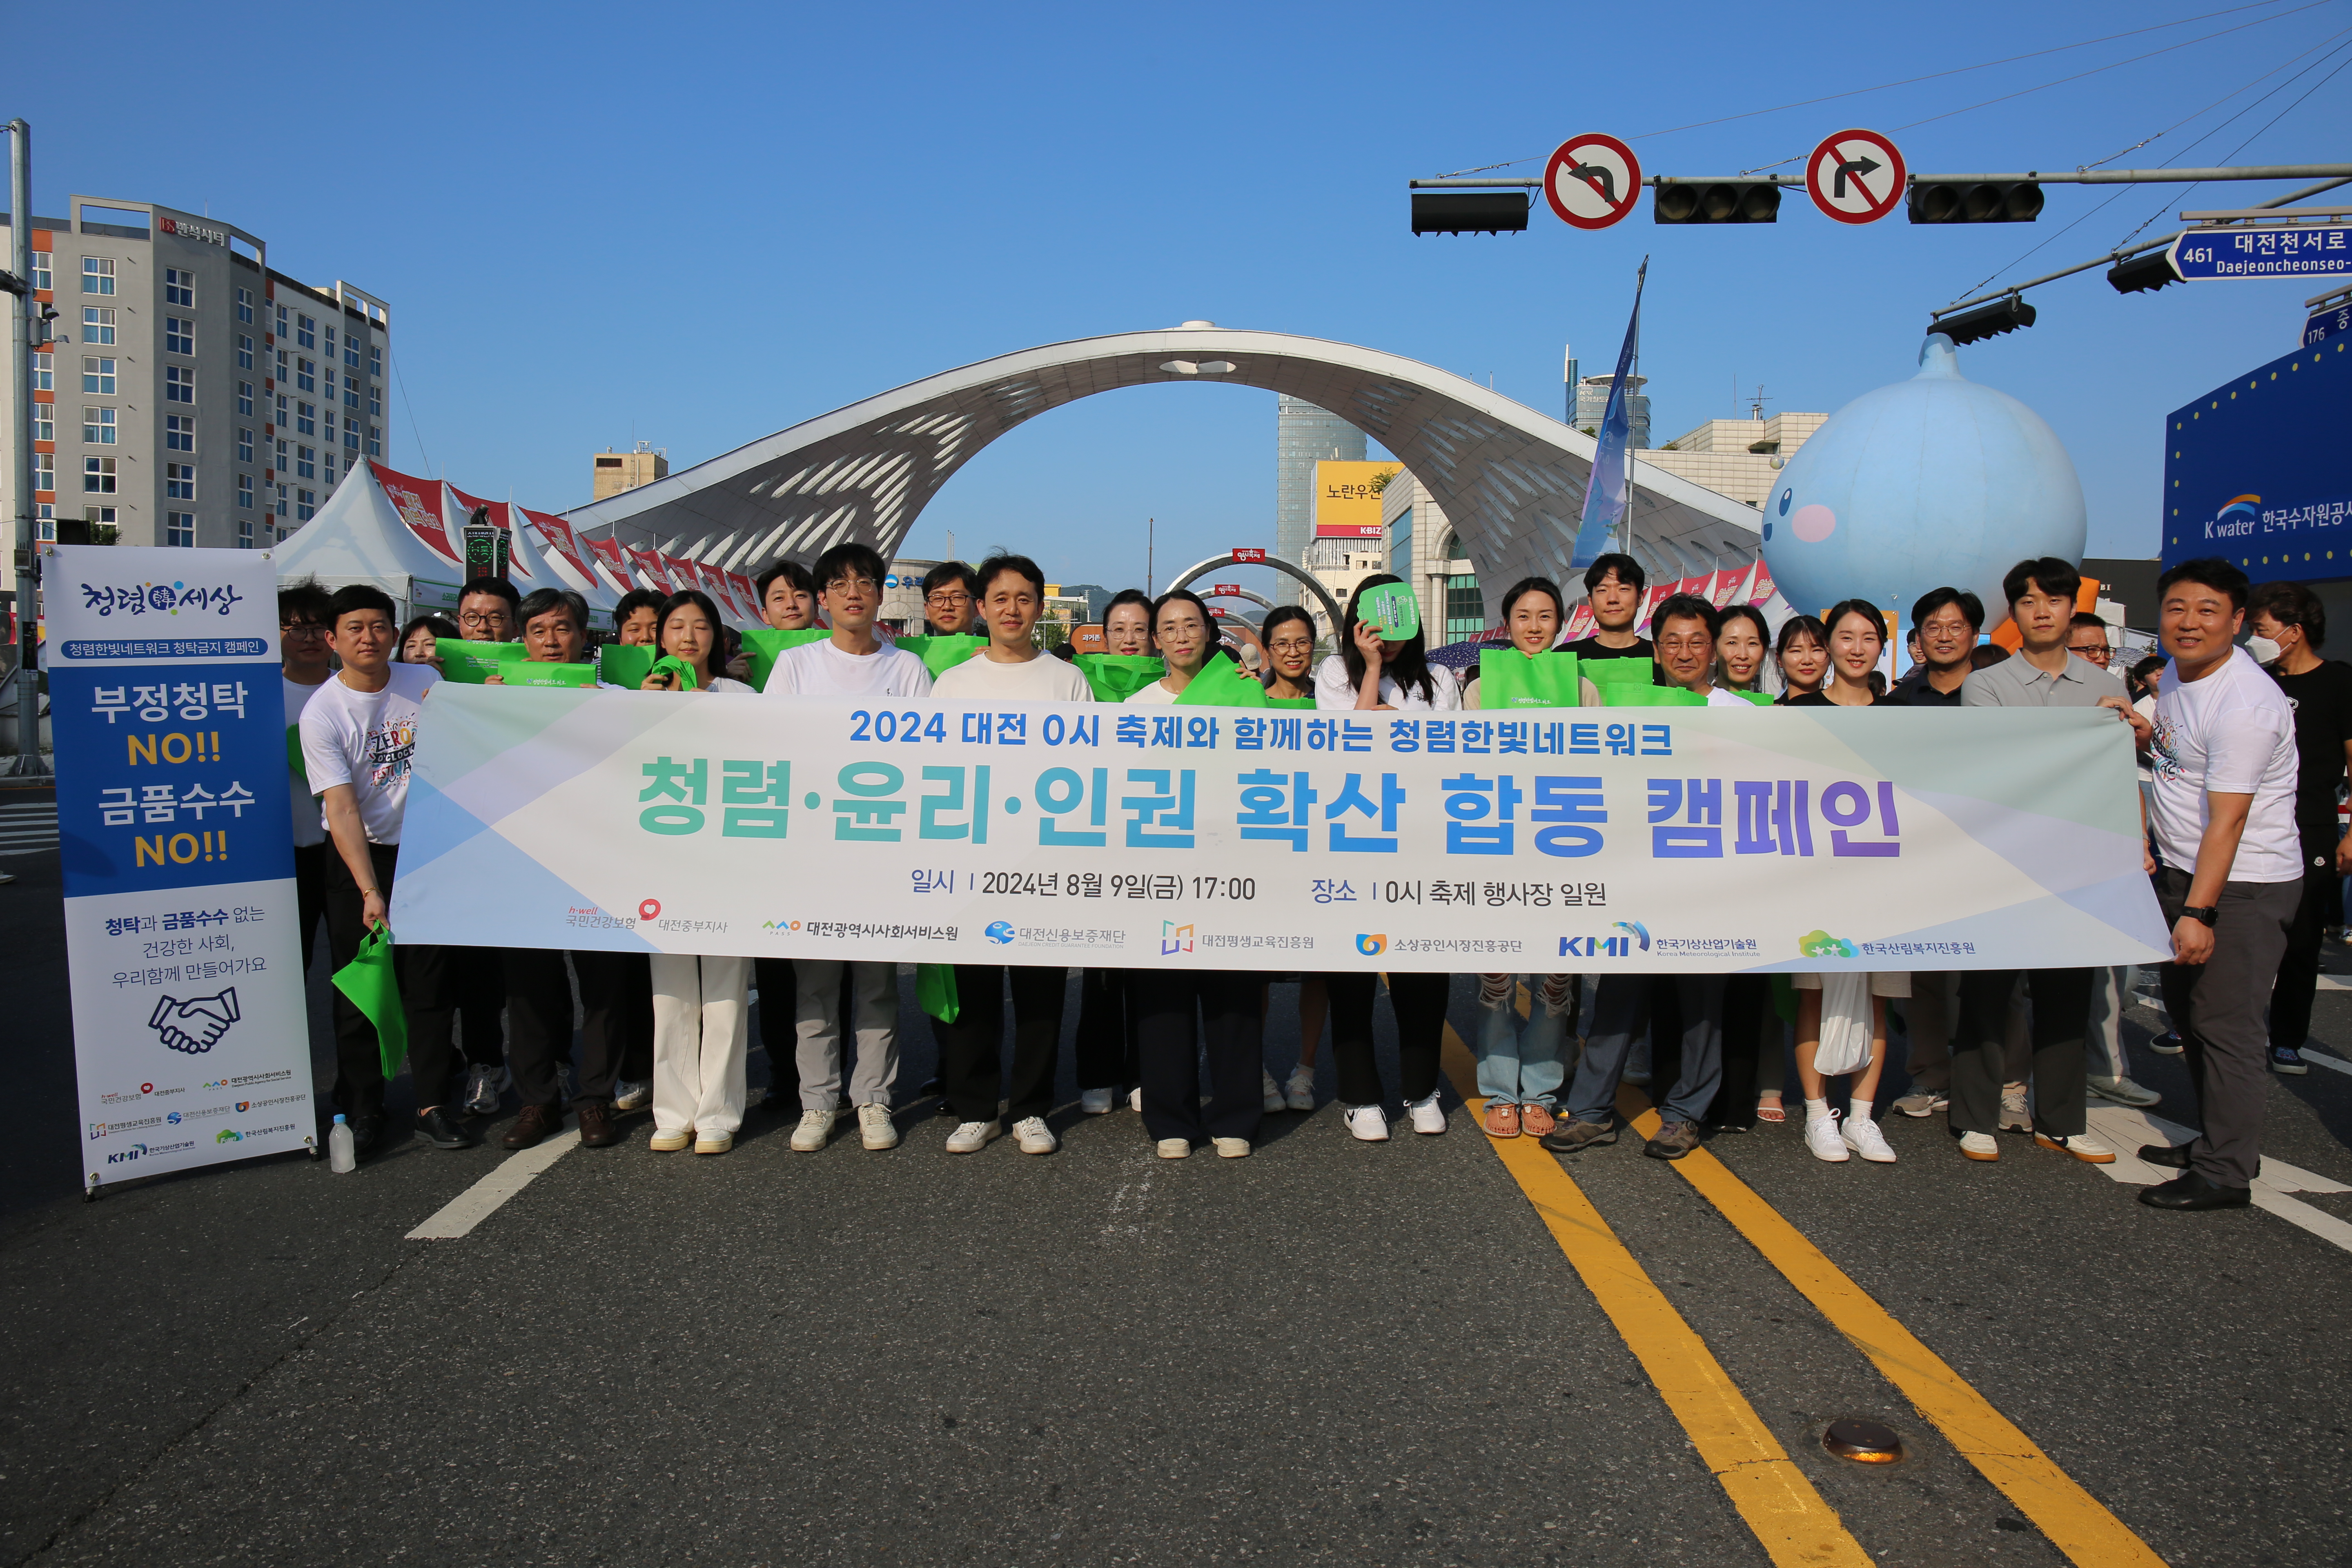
left=273, top=461, right=468, bottom=613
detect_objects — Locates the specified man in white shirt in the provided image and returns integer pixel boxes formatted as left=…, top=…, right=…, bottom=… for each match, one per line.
left=298, top=585, right=474, bottom=1157
left=278, top=580, right=334, bottom=971
left=2138, top=558, right=2303, bottom=1209
left=764, top=543, right=927, bottom=1154
left=927, top=556, right=1091, bottom=1154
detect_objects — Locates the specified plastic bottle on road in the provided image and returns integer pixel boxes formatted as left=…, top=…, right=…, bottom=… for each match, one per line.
left=329, top=1114, right=356, bottom=1174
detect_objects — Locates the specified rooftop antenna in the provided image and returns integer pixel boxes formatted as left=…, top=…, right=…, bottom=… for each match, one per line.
left=1749, top=383, right=1773, bottom=421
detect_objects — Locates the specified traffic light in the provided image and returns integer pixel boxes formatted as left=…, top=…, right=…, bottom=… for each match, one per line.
left=1653, top=180, right=1780, bottom=224
left=2107, top=251, right=2182, bottom=295
left=1411, top=192, right=1529, bottom=235
left=1907, top=181, right=2044, bottom=223
left=1933, top=295, right=2036, bottom=345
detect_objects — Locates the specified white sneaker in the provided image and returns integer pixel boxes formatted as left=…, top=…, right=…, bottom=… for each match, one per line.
left=463, top=1063, right=501, bottom=1116
left=1156, top=1137, right=1190, bottom=1159
left=1407, top=1092, right=1446, bottom=1135
left=1080, top=1087, right=1116, bottom=1115
left=1012, top=1116, right=1056, bottom=1155
left=612, top=1078, right=651, bottom=1112
left=1129, top=1087, right=1143, bottom=1113
left=1283, top=1064, right=1315, bottom=1112
left=2036, top=1131, right=2116, bottom=1164
left=790, top=1107, right=837, bottom=1152
left=2086, top=1074, right=2160, bottom=1108
left=1958, top=1130, right=2000, bottom=1161
left=1343, top=1104, right=1390, bottom=1143
left=1841, top=1115, right=1897, bottom=1163
left=1261, top=1069, right=1285, bottom=1114
left=1805, top=1112, right=1850, bottom=1163
left=945, top=1119, right=1000, bottom=1154
left=1213, top=1136, right=1251, bottom=1158
left=856, top=1103, right=899, bottom=1150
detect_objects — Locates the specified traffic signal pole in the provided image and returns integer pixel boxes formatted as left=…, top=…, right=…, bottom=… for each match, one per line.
left=6, top=118, right=43, bottom=777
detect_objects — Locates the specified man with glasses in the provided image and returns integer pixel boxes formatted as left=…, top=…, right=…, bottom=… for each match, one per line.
left=2069, top=612, right=2114, bottom=672
left=451, top=575, right=523, bottom=1115
left=279, top=580, right=336, bottom=971
left=921, top=562, right=980, bottom=637
left=1887, top=588, right=1982, bottom=1119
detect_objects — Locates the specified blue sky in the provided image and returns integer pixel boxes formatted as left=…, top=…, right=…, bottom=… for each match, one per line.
left=30, top=0, right=2352, bottom=588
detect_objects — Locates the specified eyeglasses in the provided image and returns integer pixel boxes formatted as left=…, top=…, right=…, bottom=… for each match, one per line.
left=2069, top=643, right=2111, bottom=664
left=924, top=591, right=971, bottom=607
left=459, top=611, right=510, bottom=630
left=279, top=621, right=327, bottom=637
left=828, top=577, right=880, bottom=594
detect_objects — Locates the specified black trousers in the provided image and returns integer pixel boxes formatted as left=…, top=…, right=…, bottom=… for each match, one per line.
left=454, top=946, right=506, bottom=1068
left=293, top=840, right=327, bottom=973
left=2268, top=860, right=2336, bottom=1051
left=1708, top=973, right=1771, bottom=1127
left=754, top=955, right=798, bottom=1101
left=503, top=949, right=575, bottom=1112
left=324, top=843, right=458, bottom=1120
left=1134, top=969, right=1263, bottom=1144
left=938, top=964, right=1067, bottom=1125
left=1951, top=966, right=2091, bottom=1138
left=575, top=951, right=650, bottom=1106
left=1327, top=971, right=1451, bottom=1107
left=1073, top=967, right=1139, bottom=1089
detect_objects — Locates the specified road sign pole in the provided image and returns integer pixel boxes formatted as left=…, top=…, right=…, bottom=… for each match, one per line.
left=8, top=118, right=45, bottom=777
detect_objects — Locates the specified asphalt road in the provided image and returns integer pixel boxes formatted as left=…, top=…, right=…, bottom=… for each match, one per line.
left=5, top=784, right=2351, bottom=1567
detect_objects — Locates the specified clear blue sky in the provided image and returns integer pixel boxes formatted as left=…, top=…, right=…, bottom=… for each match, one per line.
left=27, top=0, right=2352, bottom=588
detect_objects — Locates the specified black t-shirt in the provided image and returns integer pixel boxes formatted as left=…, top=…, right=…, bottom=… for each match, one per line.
left=1886, top=668, right=1965, bottom=707
left=2270, top=659, right=2352, bottom=860
left=1565, top=636, right=1654, bottom=662
left=1785, top=690, right=1890, bottom=707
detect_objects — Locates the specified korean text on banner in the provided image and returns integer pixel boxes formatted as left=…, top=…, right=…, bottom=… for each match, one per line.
left=389, top=690, right=2169, bottom=974
left=47, top=545, right=314, bottom=1191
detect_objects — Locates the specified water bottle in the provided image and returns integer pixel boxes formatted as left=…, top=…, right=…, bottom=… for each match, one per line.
left=328, top=1114, right=356, bottom=1174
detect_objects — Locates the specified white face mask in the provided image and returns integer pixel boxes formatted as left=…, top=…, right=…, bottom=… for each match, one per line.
left=2245, top=635, right=2283, bottom=666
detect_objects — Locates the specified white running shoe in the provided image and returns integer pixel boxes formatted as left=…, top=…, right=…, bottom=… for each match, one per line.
left=1156, top=1137, right=1190, bottom=1159
left=1407, top=1092, right=1446, bottom=1135
left=945, top=1119, right=1000, bottom=1154
left=2035, top=1131, right=2116, bottom=1164
left=1344, top=1104, right=1390, bottom=1143
left=612, top=1078, right=651, bottom=1112
left=1213, top=1136, right=1251, bottom=1158
left=1080, top=1087, right=1116, bottom=1115
left=1284, top=1064, right=1315, bottom=1112
left=857, top=1103, right=899, bottom=1150
left=1805, top=1112, right=1850, bottom=1163
left=1013, top=1116, right=1057, bottom=1155
left=1958, top=1130, right=2000, bottom=1161
left=1261, top=1069, right=1285, bottom=1114
left=463, top=1063, right=502, bottom=1116
left=1841, top=1115, right=1897, bottom=1163
left=790, top=1107, right=837, bottom=1152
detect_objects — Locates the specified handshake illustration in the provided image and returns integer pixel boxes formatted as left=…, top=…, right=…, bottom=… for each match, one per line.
left=148, top=989, right=242, bottom=1055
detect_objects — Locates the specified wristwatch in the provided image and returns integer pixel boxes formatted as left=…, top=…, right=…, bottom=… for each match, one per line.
left=2181, top=904, right=2220, bottom=927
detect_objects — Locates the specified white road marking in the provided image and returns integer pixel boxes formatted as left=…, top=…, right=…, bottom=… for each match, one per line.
left=405, top=1121, right=580, bottom=1240
left=2300, top=1046, right=2352, bottom=1076
left=2316, top=975, right=2352, bottom=993
left=2084, top=1104, right=2352, bottom=1257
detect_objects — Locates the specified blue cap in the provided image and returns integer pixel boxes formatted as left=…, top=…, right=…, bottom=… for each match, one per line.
left=333, top=1113, right=347, bottom=1124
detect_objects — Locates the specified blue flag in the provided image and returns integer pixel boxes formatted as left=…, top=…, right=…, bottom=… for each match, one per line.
left=1570, top=258, right=1648, bottom=569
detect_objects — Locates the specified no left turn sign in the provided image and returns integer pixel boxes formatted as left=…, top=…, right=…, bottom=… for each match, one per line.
left=1546, top=133, right=1643, bottom=230
left=1805, top=129, right=1906, bottom=225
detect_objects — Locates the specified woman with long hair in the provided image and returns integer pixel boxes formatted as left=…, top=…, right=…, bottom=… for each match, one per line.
left=1254, top=604, right=1325, bottom=1111
left=1785, top=601, right=1888, bottom=708
left=1314, top=572, right=1461, bottom=713
left=1706, top=606, right=1784, bottom=1134
left=1773, top=615, right=1830, bottom=703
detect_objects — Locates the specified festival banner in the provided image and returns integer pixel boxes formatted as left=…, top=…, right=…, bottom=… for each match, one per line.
left=390, top=688, right=2168, bottom=973
left=47, top=546, right=315, bottom=1191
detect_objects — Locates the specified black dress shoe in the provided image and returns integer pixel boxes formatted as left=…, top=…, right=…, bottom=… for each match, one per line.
left=348, top=1114, right=385, bottom=1156
left=500, top=1102, right=562, bottom=1151
left=2138, top=1171, right=2252, bottom=1210
left=2138, top=1142, right=2192, bottom=1169
left=417, top=1107, right=479, bottom=1150
left=575, top=1101, right=620, bottom=1148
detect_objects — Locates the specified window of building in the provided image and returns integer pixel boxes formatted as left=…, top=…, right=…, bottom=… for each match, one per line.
left=33, top=351, right=52, bottom=392
left=296, top=357, right=315, bottom=392
left=33, top=408, right=53, bottom=443
left=343, top=334, right=361, bottom=370
left=166, top=462, right=196, bottom=500
left=368, top=383, right=382, bottom=418
left=81, top=257, right=115, bottom=295
left=238, top=516, right=253, bottom=548
left=274, top=482, right=287, bottom=518
left=165, top=413, right=195, bottom=451
left=82, top=407, right=116, bottom=445
left=165, top=365, right=195, bottom=403
left=296, top=403, right=316, bottom=436
left=34, top=452, right=54, bottom=492
left=324, top=325, right=336, bottom=357
left=343, top=383, right=359, bottom=411
left=166, top=512, right=195, bottom=547
left=369, top=344, right=382, bottom=379
left=323, top=411, right=335, bottom=441
left=236, top=334, right=254, bottom=371
left=165, top=317, right=194, bottom=356
left=164, top=268, right=194, bottom=308
left=238, top=472, right=254, bottom=510
left=237, top=427, right=254, bottom=463
left=322, top=456, right=336, bottom=487
left=343, top=425, right=360, bottom=451
left=36, top=509, right=53, bottom=543
left=237, top=381, right=254, bottom=417
left=82, top=356, right=115, bottom=394
left=236, top=286, right=254, bottom=325
left=82, top=307, right=115, bottom=345
left=296, top=489, right=316, bottom=521
left=84, top=457, right=116, bottom=493
left=274, top=393, right=287, bottom=430
left=275, top=438, right=287, bottom=474
left=296, top=313, right=316, bottom=349
left=1444, top=574, right=1484, bottom=637
left=274, top=303, right=287, bottom=339
left=274, top=347, right=287, bottom=381
left=296, top=445, right=315, bottom=479
left=367, top=425, right=382, bottom=457
left=30, top=250, right=51, bottom=292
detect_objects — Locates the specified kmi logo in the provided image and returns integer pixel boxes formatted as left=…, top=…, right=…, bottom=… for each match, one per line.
left=1560, top=921, right=1650, bottom=959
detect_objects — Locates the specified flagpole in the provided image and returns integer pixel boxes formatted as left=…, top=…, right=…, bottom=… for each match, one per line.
left=1619, top=255, right=1646, bottom=561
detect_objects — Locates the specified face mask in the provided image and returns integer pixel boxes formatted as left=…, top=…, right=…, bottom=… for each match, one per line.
left=2245, top=635, right=2282, bottom=666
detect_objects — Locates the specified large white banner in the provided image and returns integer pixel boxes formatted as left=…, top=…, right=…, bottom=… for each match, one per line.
left=390, top=686, right=2170, bottom=973
left=47, top=545, right=312, bottom=1192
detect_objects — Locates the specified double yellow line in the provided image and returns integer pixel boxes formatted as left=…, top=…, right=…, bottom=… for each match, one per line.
left=1441, top=1024, right=2165, bottom=1567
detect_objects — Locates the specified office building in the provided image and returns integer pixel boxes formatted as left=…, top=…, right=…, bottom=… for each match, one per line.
left=1274, top=395, right=1364, bottom=603
left=1641, top=411, right=1826, bottom=509
left=1, top=195, right=391, bottom=600
left=592, top=442, right=669, bottom=500
left=1571, top=373, right=1650, bottom=450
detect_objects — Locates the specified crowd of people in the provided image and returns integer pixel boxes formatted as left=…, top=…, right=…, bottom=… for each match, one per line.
left=281, top=537, right=2340, bottom=1213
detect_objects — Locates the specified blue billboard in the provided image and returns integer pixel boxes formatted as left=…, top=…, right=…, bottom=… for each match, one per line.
left=2162, top=339, right=2352, bottom=584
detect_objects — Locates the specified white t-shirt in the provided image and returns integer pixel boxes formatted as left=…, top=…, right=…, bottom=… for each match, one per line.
left=1311, top=654, right=1462, bottom=711
left=932, top=651, right=1094, bottom=704
left=1125, top=678, right=1183, bottom=705
left=2147, top=647, right=2301, bottom=883
left=764, top=637, right=933, bottom=699
left=298, top=664, right=438, bottom=846
left=1702, top=686, right=1753, bottom=708
left=283, top=674, right=329, bottom=848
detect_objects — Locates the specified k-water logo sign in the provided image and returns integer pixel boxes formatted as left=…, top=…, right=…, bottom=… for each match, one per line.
left=47, top=545, right=314, bottom=1191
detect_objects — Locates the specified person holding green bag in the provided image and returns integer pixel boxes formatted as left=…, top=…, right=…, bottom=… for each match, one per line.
left=891, top=561, right=987, bottom=680
left=1072, top=588, right=1167, bottom=704
left=744, top=560, right=822, bottom=1118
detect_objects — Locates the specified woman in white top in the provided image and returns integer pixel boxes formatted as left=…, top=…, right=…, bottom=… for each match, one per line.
left=1314, top=575, right=1458, bottom=1143
left=638, top=589, right=756, bottom=1156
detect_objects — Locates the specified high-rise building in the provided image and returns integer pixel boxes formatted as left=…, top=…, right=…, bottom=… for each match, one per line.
left=1, top=195, right=391, bottom=598
left=1274, top=395, right=1363, bottom=604
left=1572, top=373, right=1650, bottom=450
left=592, top=442, right=669, bottom=500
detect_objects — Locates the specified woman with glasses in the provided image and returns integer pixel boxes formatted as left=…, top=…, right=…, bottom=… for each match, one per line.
left=1252, top=606, right=1326, bottom=1111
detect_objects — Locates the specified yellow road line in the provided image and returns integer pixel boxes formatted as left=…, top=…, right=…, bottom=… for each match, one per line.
left=1607, top=1091, right=2167, bottom=1568
left=1439, top=1027, right=1872, bottom=1568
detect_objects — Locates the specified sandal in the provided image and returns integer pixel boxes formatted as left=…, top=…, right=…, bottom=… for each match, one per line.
left=1755, top=1097, right=1786, bottom=1124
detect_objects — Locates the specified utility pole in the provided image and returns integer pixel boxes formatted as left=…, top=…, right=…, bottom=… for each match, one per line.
left=7, top=119, right=44, bottom=776
left=1147, top=517, right=1154, bottom=596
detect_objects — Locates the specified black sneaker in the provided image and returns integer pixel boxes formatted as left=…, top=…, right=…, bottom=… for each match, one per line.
left=348, top=1113, right=385, bottom=1157
left=417, top=1107, right=479, bottom=1149
left=2149, top=1031, right=2185, bottom=1056
left=1539, top=1118, right=1617, bottom=1153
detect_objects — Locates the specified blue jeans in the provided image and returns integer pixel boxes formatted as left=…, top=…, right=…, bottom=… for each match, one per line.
left=1474, top=974, right=1571, bottom=1106
left=1564, top=973, right=1725, bottom=1129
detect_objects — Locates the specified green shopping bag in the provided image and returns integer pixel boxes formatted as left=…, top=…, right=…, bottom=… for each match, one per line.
left=916, top=963, right=960, bottom=1025
left=497, top=659, right=597, bottom=689
left=648, top=655, right=700, bottom=692
left=331, top=925, right=409, bottom=1078
left=1477, top=648, right=1582, bottom=708
left=1267, top=695, right=1317, bottom=710
left=1580, top=655, right=1659, bottom=689
left=1599, top=684, right=1706, bottom=708
left=1071, top=653, right=1167, bottom=703
left=434, top=640, right=526, bottom=685
left=595, top=642, right=657, bottom=690
left=739, top=626, right=829, bottom=691
left=894, top=634, right=986, bottom=679
left=1176, top=651, right=1269, bottom=708
left=286, top=725, right=307, bottom=786
left=1732, top=689, right=1775, bottom=707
